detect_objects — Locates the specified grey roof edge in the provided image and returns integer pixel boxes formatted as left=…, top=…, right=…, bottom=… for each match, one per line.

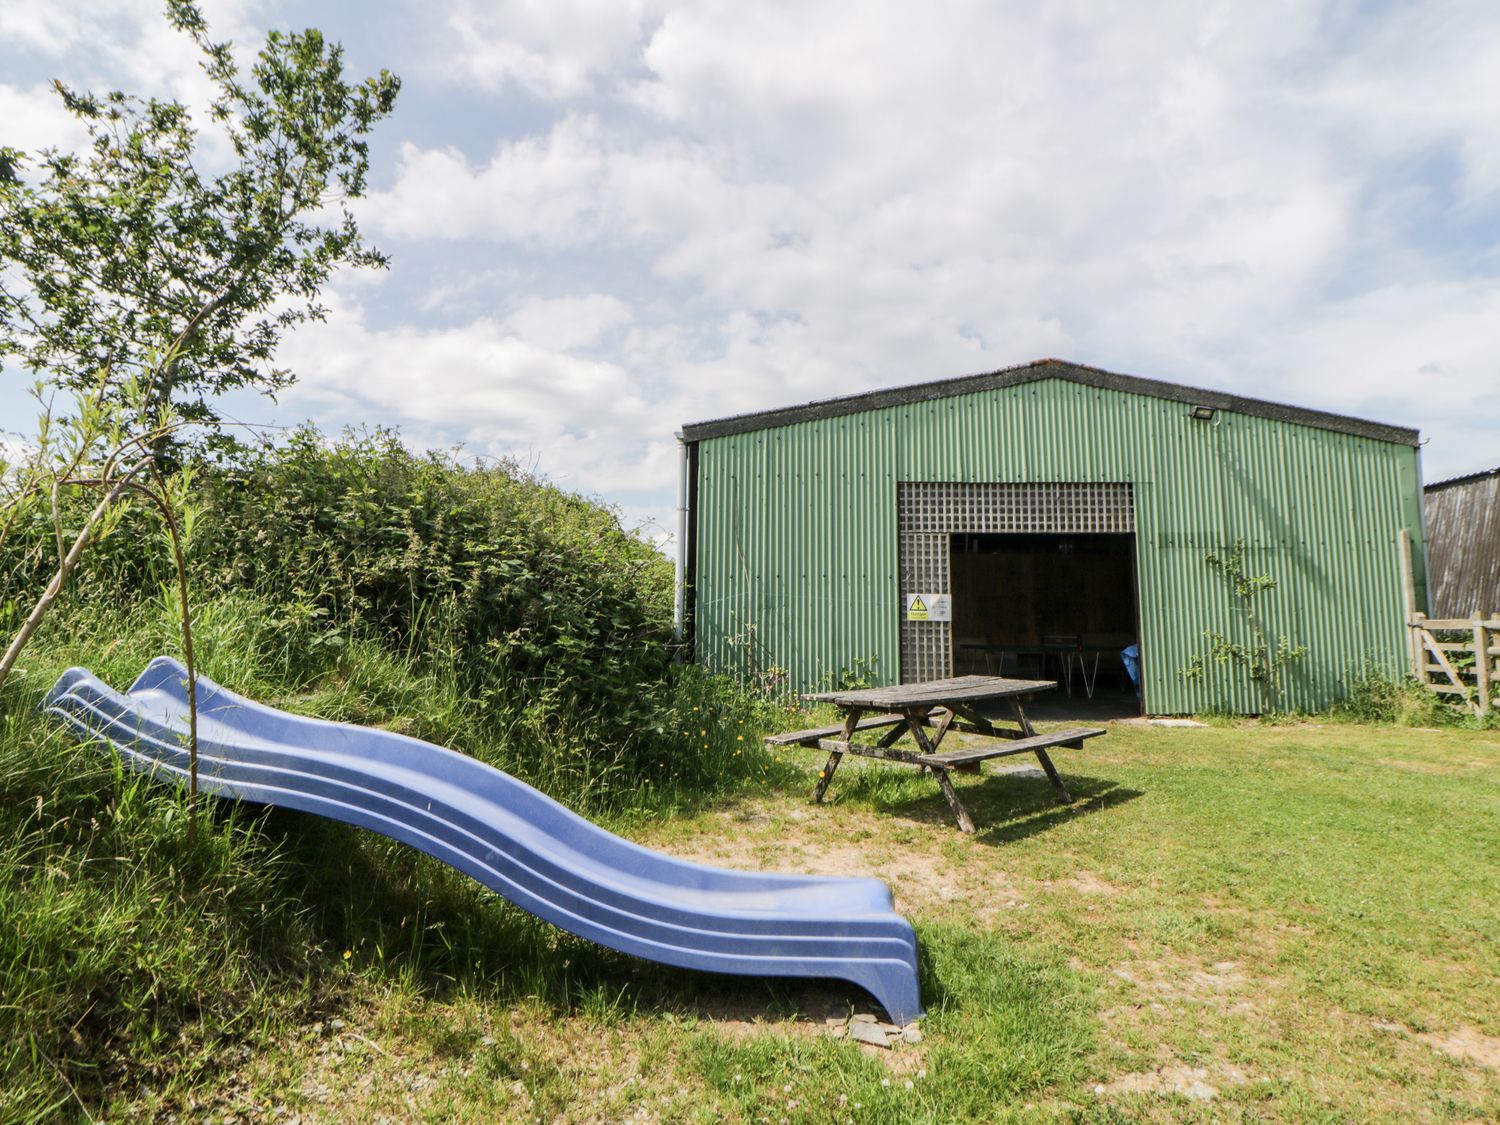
left=1425, top=465, right=1500, bottom=491
left=679, top=358, right=1420, bottom=447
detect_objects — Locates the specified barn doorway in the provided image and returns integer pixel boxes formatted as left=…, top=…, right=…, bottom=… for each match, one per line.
left=949, top=532, right=1141, bottom=717
left=896, top=481, right=1136, bottom=694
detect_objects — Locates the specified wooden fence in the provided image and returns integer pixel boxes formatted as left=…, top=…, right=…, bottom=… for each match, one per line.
left=1407, top=613, right=1500, bottom=715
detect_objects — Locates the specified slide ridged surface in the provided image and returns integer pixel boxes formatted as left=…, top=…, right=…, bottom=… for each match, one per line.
left=44, top=658, right=922, bottom=1023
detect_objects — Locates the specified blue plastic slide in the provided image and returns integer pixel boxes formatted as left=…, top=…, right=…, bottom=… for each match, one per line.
left=44, top=658, right=922, bottom=1024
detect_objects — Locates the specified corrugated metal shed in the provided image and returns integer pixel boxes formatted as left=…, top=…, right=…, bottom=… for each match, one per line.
left=1425, top=467, right=1500, bottom=618
left=680, top=359, right=1425, bottom=714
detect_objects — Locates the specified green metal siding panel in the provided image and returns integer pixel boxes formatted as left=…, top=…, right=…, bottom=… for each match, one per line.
left=694, top=411, right=901, bottom=690
left=693, top=377, right=1423, bottom=712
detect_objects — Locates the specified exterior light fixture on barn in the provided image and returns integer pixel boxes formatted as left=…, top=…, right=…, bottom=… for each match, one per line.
left=675, top=358, right=1427, bottom=715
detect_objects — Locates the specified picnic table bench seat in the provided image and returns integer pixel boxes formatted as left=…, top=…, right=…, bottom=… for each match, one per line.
left=911, top=726, right=1105, bottom=769
left=763, top=709, right=938, bottom=747
left=813, top=725, right=1106, bottom=772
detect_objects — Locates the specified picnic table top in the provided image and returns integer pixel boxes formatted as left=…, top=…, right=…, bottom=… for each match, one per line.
left=802, top=675, right=1057, bottom=710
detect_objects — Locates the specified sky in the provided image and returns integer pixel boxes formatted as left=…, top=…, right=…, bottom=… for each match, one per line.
left=2, top=0, right=1498, bottom=544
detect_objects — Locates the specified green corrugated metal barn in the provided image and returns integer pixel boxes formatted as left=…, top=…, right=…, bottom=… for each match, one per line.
left=675, top=359, right=1428, bottom=715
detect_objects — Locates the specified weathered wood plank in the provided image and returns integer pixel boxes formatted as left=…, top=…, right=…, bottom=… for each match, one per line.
left=803, top=675, right=1055, bottom=709
left=933, top=771, right=977, bottom=834
left=814, top=738, right=930, bottom=765
left=915, top=727, right=1106, bottom=768
left=947, top=703, right=1031, bottom=740
left=764, top=710, right=937, bottom=746
left=1400, top=528, right=1418, bottom=676
left=1033, top=749, right=1074, bottom=803
left=1413, top=617, right=1500, bottom=630
left=1425, top=472, right=1500, bottom=619
left=812, top=706, right=863, bottom=803
left=1420, top=631, right=1473, bottom=712
left=1476, top=621, right=1491, bottom=712
left=791, top=676, right=1098, bottom=832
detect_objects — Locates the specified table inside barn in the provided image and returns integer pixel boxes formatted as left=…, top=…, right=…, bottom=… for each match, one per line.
left=766, top=676, right=1105, bottom=834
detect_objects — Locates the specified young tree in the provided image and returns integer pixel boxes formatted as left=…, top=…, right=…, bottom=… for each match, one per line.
left=0, top=0, right=399, bottom=813
left=1179, top=538, right=1308, bottom=713
left=0, top=0, right=400, bottom=434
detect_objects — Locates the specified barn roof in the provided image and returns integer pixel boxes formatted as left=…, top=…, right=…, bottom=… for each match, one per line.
left=679, top=358, right=1419, bottom=446
left=1426, top=466, right=1500, bottom=491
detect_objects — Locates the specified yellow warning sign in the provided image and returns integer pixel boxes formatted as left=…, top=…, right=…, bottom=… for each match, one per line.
left=905, top=593, right=952, bottom=622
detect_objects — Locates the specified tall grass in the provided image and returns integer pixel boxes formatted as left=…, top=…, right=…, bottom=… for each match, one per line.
left=0, top=680, right=316, bottom=1119
left=0, top=429, right=792, bottom=1118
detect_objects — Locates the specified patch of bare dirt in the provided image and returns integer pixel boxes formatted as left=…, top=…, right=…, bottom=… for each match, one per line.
left=1042, top=869, right=1122, bottom=896
left=1372, top=1018, right=1500, bottom=1072
left=1100, top=1062, right=1251, bottom=1102
left=684, top=997, right=928, bottom=1072
left=677, top=987, right=849, bottom=1041
left=231, top=1003, right=697, bottom=1124
left=1420, top=1026, right=1500, bottom=1070
left=649, top=801, right=1023, bottom=918
left=1110, top=958, right=1258, bottom=1014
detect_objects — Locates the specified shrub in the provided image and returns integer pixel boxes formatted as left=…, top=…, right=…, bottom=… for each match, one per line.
left=1333, top=663, right=1461, bottom=727
left=2, top=425, right=794, bottom=811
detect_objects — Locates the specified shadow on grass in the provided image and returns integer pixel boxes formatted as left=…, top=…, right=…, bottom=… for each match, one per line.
left=230, top=764, right=1118, bottom=1035
left=849, top=771, right=1142, bottom=845
left=259, top=806, right=912, bottom=1025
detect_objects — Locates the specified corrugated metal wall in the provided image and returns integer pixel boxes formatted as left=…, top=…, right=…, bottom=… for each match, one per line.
left=1425, top=473, right=1500, bottom=617
left=691, top=377, right=1426, bottom=713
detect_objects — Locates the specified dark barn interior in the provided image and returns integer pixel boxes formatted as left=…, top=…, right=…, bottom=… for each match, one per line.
left=949, top=533, right=1140, bottom=715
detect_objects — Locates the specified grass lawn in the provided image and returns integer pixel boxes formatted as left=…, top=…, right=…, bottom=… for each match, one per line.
left=83, top=720, right=1500, bottom=1122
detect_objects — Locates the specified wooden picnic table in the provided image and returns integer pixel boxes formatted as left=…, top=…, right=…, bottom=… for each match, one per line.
left=767, top=675, right=1105, bottom=834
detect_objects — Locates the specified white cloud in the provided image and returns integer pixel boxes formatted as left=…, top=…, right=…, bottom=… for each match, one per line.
left=0, top=1, right=266, bottom=97
left=279, top=289, right=675, bottom=493
left=0, top=83, right=91, bottom=155
left=8, top=0, right=1499, bottom=524
left=369, top=4, right=1368, bottom=349
left=0, top=4, right=87, bottom=55
left=355, top=0, right=1499, bottom=497
left=362, top=121, right=609, bottom=244
left=502, top=294, right=633, bottom=351
left=0, top=1, right=288, bottom=171
left=1309, top=0, right=1500, bottom=199
left=432, top=0, right=658, bottom=98
left=1241, top=280, right=1500, bottom=441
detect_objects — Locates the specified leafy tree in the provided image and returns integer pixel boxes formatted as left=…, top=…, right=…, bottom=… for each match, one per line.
left=0, top=0, right=400, bottom=434
left=0, top=0, right=399, bottom=813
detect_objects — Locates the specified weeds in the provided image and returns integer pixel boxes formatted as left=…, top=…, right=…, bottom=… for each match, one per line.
left=1333, top=662, right=1472, bottom=727
left=0, top=701, right=318, bottom=1119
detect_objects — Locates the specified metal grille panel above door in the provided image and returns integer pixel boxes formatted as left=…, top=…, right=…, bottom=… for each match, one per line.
left=898, top=482, right=1135, bottom=682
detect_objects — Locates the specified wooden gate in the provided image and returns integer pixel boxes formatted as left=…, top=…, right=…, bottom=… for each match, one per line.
left=1407, top=613, right=1500, bottom=715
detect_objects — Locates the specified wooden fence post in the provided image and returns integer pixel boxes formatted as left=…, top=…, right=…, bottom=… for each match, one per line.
left=1476, top=617, right=1492, bottom=713
left=1398, top=529, right=1419, bottom=677
left=1411, top=612, right=1427, bottom=686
